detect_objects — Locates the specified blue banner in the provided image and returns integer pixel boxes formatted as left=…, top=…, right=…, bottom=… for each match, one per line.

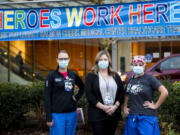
left=0, top=0, right=180, bottom=41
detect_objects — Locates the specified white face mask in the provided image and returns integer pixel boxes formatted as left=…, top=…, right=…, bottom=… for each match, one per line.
left=58, top=60, right=69, bottom=69
left=98, top=61, right=109, bottom=69
left=133, top=66, right=144, bottom=75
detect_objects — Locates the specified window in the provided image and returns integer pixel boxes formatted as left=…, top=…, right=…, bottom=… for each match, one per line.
left=160, top=56, right=180, bottom=70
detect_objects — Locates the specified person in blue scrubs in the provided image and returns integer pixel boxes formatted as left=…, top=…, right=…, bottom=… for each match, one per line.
left=44, top=50, right=84, bottom=135
left=123, top=55, right=168, bottom=135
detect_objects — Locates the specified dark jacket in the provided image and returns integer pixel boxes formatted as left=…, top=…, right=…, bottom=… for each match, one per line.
left=85, top=72, right=124, bottom=122
left=15, top=54, right=23, bottom=65
left=44, top=70, right=84, bottom=122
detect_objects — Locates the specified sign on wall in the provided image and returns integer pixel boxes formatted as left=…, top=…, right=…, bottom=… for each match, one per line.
left=0, top=0, right=180, bottom=41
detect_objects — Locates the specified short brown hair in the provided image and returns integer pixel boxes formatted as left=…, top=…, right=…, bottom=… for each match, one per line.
left=57, top=50, right=69, bottom=58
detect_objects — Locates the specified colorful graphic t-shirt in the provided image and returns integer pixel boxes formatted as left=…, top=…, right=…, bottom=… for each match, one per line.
left=125, top=73, right=161, bottom=116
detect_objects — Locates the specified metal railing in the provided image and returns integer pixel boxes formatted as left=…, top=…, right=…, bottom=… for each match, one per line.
left=0, top=45, right=49, bottom=81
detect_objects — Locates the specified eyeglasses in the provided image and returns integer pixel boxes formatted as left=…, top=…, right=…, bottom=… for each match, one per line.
left=58, top=58, right=69, bottom=60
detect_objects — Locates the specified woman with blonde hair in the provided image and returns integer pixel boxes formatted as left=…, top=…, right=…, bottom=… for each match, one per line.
left=85, top=50, right=124, bottom=135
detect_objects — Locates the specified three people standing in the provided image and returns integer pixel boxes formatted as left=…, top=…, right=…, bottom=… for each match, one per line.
left=45, top=50, right=168, bottom=135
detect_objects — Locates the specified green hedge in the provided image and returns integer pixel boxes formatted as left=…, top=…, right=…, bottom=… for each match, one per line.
left=28, top=82, right=45, bottom=130
left=155, top=81, right=180, bottom=134
left=0, top=81, right=88, bottom=131
left=0, top=82, right=45, bottom=130
left=0, top=83, right=30, bottom=130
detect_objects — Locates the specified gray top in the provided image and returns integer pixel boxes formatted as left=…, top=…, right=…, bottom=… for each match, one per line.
left=125, top=73, right=161, bottom=116
left=98, top=72, right=117, bottom=105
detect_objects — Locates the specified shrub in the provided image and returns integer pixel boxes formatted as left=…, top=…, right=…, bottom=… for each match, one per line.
left=27, top=82, right=47, bottom=130
left=155, top=80, right=180, bottom=134
left=28, top=82, right=44, bottom=116
left=0, top=83, right=30, bottom=130
left=77, top=95, right=88, bottom=109
left=0, top=82, right=88, bottom=131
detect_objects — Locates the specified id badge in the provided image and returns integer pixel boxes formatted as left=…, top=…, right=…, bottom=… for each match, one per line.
left=104, top=93, right=113, bottom=106
left=64, top=80, right=73, bottom=92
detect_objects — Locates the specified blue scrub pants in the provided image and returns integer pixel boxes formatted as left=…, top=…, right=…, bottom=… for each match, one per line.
left=50, top=111, right=77, bottom=135
left=124, top=115, right=160, bottom=135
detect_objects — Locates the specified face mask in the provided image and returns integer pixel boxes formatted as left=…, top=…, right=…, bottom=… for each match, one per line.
left=98, top=61, right=109, bottom=69
left=133, top=66, right=144, bottom=75
left=58, top=60, right=69, bottom=69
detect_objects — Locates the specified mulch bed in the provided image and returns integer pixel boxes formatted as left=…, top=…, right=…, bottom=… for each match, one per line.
left=0, top=129, right=93, bottom=135
left=0, top=121, right=124, bottom=135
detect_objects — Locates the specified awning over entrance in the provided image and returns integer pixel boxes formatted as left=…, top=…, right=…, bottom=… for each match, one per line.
left=0, top=0, right=152, bottom=9
left=0, top=0, right=95, bottom=9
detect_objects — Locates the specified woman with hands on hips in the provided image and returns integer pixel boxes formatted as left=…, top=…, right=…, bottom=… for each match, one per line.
left=85, top=50, right=124, bottom=135
left=44, top=50, right=84, bottom=135
left=123, top=55, right=168, bottom=135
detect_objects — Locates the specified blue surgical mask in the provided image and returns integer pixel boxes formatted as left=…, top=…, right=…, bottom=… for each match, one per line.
left=98, top=61, right=109, bottom=69
left=58, top=60, right=69, bottom=69
left=133, top=66, right=144, bottom=75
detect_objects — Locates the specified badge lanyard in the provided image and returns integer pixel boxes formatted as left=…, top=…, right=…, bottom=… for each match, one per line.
left=100, top=73, right=114, bottom=105
left=64, top=76, right=73, bottom=92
